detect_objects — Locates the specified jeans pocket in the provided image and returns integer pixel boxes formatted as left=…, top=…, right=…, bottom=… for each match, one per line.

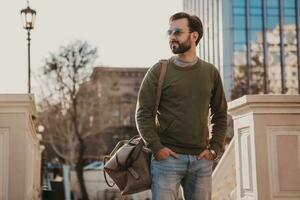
left=204, top=158, right=214, bottom=163
left=153, top=155, right=171, bottom=162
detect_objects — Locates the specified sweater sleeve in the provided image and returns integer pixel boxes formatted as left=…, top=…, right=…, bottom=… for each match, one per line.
left=209, top=68, right=228, bottom=155
left=135, top=63, right=164, bottom=154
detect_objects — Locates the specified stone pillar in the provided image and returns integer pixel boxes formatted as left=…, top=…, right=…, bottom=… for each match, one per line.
left=228, top=95, right=300, bottom=200
left=0, top=94, right=41, bottom=200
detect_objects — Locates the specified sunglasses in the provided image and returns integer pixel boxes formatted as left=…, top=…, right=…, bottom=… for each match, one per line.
left=167, top=28, right=191, bottom=37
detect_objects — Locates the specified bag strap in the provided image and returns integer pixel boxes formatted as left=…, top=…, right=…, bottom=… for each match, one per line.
left=109, top=140, right=128, bottom=157
left=103, top=156, right=115, bottom=187
left=125, top=138, right=144, bottom=167
left=153, top=59, right=169, bottom=116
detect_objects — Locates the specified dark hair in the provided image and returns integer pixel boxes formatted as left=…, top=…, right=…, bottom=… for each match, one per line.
left=169, top=12, right=203, bottom=45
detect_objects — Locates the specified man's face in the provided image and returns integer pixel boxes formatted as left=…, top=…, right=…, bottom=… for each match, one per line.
left=168, top=18, right=192, bottom=54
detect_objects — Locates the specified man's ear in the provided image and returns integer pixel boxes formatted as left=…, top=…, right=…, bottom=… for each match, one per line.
left=193, top=32, right=199, bottom=40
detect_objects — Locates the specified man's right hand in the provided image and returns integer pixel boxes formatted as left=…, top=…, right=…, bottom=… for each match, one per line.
left=154, top=147, right=178, bottom=161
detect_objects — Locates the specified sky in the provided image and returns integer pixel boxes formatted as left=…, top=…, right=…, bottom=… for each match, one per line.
left=0, top=0, right=182, bottom=94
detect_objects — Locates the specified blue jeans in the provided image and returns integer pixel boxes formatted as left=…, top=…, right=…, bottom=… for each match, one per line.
left=151, top=153, right=213, bottom=200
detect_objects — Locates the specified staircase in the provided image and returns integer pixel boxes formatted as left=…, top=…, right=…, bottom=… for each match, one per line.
left=212, top=139, right=236, bottom=200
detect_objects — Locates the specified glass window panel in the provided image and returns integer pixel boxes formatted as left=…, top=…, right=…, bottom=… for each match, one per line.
left=271, top=52, right=281, bottom=64
left=284, top=0, right=296, bottom=8
left=232, top=46, right=247, bottom=92
left=267, top=0, right=279, bottom=8
left=250, top=0, right=262, bottom=7
left=284, top=52, right=299, bottom=94
left=234, top=30, right=246, bottom=43
left=284, top=8, right=296, bottom=17
left=284, top=16, right=296, bottom=24
left=250, top=30, right=263, bottom=43
left=268, top=53, right=282, bottom=94
left=233, top=7, right=245, bottom=15
left=282, top=0, right=298, bottom=94
left=234, top=43, right=247, bottom=51
left=233, top=0, right=245, bottom=7
left=250, top=7, right=263, bottom=15
left=250, top=16, right=263, bottom=29
left=267, top=8, right=279, bottom=16
left=283, top=0, right=296, bottom=25
left=233, top=15, right=246, bottom=29
left=249, top=41, right=264, bottom=95
left=284, top=30, right=296, bottom=45
left=267, top=16, right=279, bottom=29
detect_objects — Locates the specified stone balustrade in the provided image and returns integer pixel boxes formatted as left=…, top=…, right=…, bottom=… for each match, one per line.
left=212, top=95, right=300, bottom=200
left=228, top=95, right=300, bottom=200
left=0, top=94, right=42, bottom=200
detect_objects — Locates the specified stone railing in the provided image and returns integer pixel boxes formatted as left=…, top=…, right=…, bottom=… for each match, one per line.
left=212, top=139, right=236, bottom=200
left=0, top=94, right=42, bottom=200
left=228, top=95, right=300, bottom=200
left=212, top=94, right=300, bottom=200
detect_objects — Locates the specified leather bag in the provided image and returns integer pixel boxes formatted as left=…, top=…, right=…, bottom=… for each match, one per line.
left=103, top=136, right=151, bottom=195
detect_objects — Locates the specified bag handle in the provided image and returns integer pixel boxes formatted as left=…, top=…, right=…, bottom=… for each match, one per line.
left=103, top=156, right=115, bottom=187
left=109, top=140, right=128, bottom=157
left=128, top=135, right=141, bottom=144
left=103, top=138, right=135, bottom=187
left=124, top=138, right=144, bottom=167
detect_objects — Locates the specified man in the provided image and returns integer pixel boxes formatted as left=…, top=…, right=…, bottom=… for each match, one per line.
left=135, top=12, right=227, bottom=200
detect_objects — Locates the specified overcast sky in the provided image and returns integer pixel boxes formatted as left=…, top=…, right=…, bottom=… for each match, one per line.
left=0, top=0, right=182, bottom=94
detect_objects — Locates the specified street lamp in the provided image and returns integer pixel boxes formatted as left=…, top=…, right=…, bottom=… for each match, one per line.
left=20, top=2, right=36, bottom=93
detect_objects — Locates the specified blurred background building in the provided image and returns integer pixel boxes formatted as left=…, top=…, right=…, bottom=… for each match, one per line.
left=183, top=0, right=300, bottom=100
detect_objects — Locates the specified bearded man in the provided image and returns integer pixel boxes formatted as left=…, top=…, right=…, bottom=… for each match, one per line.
left=135, top=12, right=228, bottom=200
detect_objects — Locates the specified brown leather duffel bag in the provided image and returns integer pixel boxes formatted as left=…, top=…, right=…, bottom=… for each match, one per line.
left=103, top=135, right=151, bottom=195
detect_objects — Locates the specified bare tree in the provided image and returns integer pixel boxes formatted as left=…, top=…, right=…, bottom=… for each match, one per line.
left=37, top=40, right=99, bottom=200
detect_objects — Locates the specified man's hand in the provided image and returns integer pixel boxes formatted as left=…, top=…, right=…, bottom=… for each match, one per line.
left=197, top=149, right=216, bottom=160
left=154, top=147, right=178, bottom=161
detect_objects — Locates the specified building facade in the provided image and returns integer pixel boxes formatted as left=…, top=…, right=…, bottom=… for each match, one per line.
left=184, top=0, right=300, bottom=100
left=81, top=66, right=148, bottom=156
left=90, top=67, right=147, bottom=129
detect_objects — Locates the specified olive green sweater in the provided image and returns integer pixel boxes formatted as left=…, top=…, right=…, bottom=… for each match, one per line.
left=135, top=59, right=227, bottom=155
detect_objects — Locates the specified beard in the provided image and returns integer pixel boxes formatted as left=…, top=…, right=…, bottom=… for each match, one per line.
left=169, top=37, right=192, bottom=54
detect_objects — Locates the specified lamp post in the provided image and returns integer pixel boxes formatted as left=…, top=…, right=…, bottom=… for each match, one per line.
left=21, top=2, right=36, bottom=93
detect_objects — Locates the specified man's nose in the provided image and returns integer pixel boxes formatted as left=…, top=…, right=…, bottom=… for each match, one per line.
left=169, top=33, right=176, bottom=40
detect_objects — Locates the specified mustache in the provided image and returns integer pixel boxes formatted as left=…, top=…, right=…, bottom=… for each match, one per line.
left=169, top=40, right=179, bottom=45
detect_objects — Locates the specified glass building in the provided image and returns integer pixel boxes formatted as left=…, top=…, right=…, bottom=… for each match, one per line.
left=184, top=0, right=300, bottom=100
